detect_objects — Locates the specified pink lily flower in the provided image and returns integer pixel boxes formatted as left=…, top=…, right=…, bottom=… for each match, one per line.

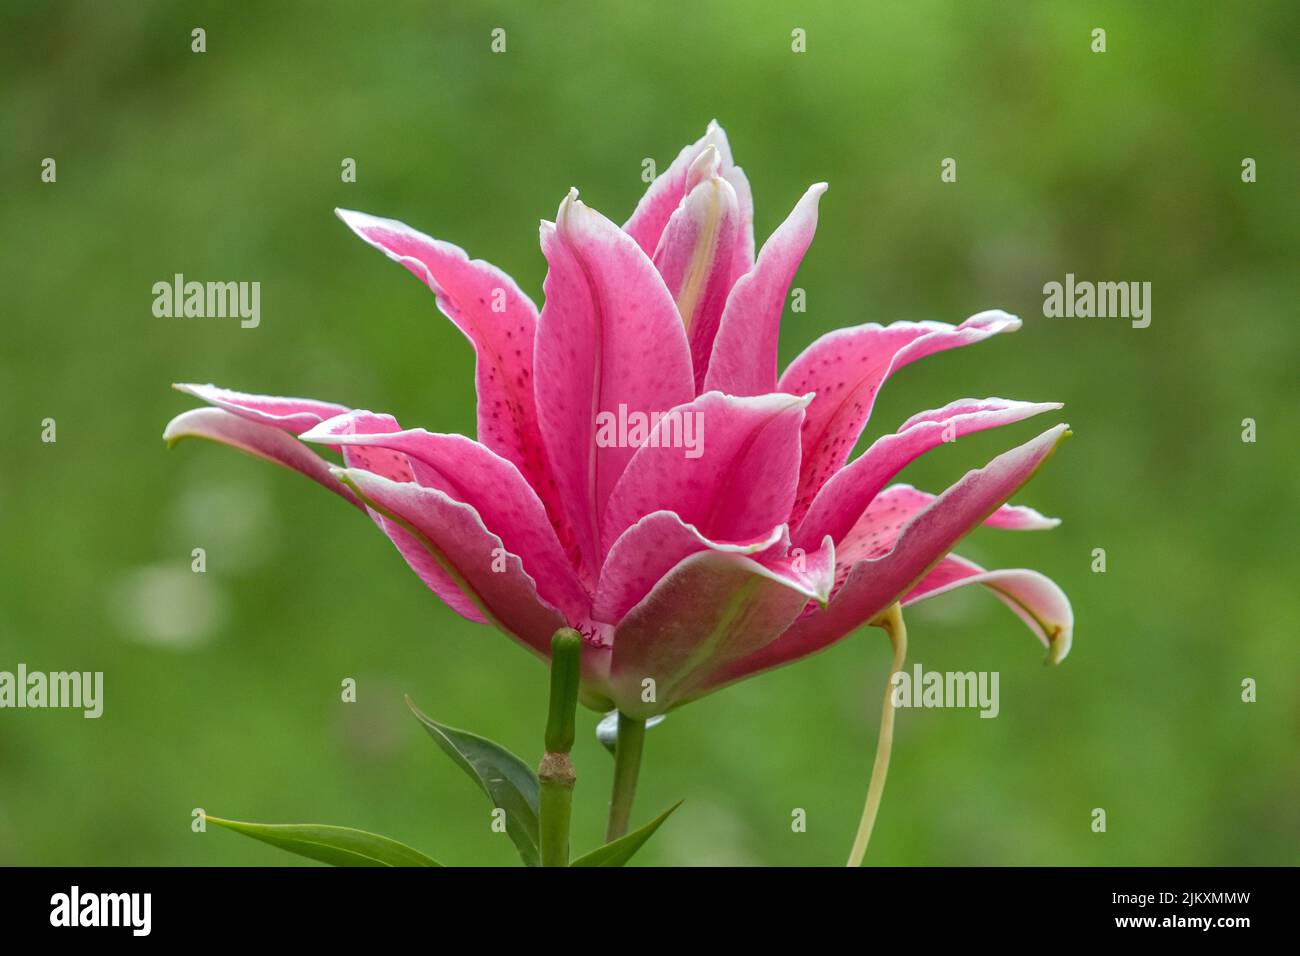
left=165, top=121, right=1072, bottom=719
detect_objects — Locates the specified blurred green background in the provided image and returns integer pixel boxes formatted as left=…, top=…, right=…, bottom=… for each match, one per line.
left=1, top=0, right=1296, bottom=866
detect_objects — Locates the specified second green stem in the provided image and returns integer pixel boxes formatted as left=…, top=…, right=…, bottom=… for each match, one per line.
left=605, top=712, right=647, bottom=842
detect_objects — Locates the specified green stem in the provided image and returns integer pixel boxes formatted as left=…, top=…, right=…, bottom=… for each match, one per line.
left=605, top=712, right=646, bottom=842
left=846, top=603, right=908, bottom=867
left=539, top=768, right=574, bottom=867
left=538, top=629, right=582, bottom=867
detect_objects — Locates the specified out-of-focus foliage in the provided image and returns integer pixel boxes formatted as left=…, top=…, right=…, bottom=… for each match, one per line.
left=1, top=0, right=1296, bottom=866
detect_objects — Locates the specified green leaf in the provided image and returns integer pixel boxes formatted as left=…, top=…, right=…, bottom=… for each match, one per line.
left=406, top=696, right=541, bottom=867
left=205, top=816, right=441, bottom=867
left=570, top=801, right=682, bottom=867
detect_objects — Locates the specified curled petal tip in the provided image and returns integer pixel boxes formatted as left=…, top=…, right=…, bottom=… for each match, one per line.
left=812, top=535, right=836, bottom=608
left=1047, top=625, right=1072, bottom=664
left=161, top=410, right=198, bottom=446
left=961, top=309, right=1022, bottom=332
left=556, top=188, right=583, bottom=230
left=686, top=144, right=722, bottom=187
left=333, top=207, right=376, bottom=232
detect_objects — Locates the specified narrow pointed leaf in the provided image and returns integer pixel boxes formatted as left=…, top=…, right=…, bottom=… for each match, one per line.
left=406, top=696, right=541, bottom=867
left=204, top=815, right=441, bottom=867
left=570, top=801, right=682, bottom=867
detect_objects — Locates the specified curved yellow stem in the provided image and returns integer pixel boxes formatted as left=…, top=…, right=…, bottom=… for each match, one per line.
left=846, top=603, right=908, bottom=867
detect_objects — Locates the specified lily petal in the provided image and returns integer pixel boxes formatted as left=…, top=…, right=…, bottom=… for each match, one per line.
left=794, top=398, right=1061, bottom=548
left=608, top=534, right=835, bottom=716
left=780, top=311, right=1022, bottom=523
left=594, top=511, right=787, bottom=624
left=336, top=467, right=570, bottom=655
left=837, top=483, right=1061, bottom=571
left=536, top=190, right=695, bottom=582
left=903, top=554, right=1074, bottom=663
left=172, top=383, right=350, bottom=434
left=722, top=164, right=755, bottom=282
left=303, top=412, right=590, bottom=623
left=624, top=120, right=753, bottom=272
left=600, top=391, right=810, bottom=553
left=652, top=147, right=741, bottom=389
left=702, top=423, right=1069, bottom=688
left=287, top=410, right=489, bottom=624
left=163, top=407, right=362, bottom=509
left=162, top=404, right=472, bottom=623
left=704, top=183, right=828, bottom=397
left=333, top=209, right=566, bottom=547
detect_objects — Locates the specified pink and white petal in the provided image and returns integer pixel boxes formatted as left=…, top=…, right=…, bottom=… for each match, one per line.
left=838, top=483, right=1061, bottom=569
left=536, top=191, right=695, bottom=581
left=305, top=413, right=493, bottom=624
left=981, top=502, right=1060, bottom=530
left=888, top=483, right=1060, bottom=532
left=793, top=398, right=1061, bottom=548
left=607, top=535, right=835, bottom=716
left=165, top=407, right=511, bottom=631
left=624, top=120, right=746, bottom=258
left=333, top=209, right=560, bottom=529
left=373, top=519, right=490, bottom=625
left=652, top=154, right=740, bottom=389
left=779, top=311, right=1023, bottom=522
left=704, top=184, right=828, bottom=397
left=702, top=424, right=1069, bottom=689
left=303, top=410, right=411, bottom=481
left=600, top=391, right=810, bottom=553
left=722, top=164, right=755, bottom=280
left=593, top=510, right=787, bottom=624
left=161, top=406, right=469, bottom=626
left=903, top=554, right=1074, bottom=663
left=164, top=407, right=362, bottom=509
left=172, top=383, right=349, bottom=435
left=336, top=468, right=569, bottom=656
left=303, top=412, right=590, bottom=623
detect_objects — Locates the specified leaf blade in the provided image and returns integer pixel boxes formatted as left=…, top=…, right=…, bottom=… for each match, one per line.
left=570, top=801, right=682, bottom=867
left=205, top=816, right=441, bottom=867
left=406, top=696, right=541, bottom=867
